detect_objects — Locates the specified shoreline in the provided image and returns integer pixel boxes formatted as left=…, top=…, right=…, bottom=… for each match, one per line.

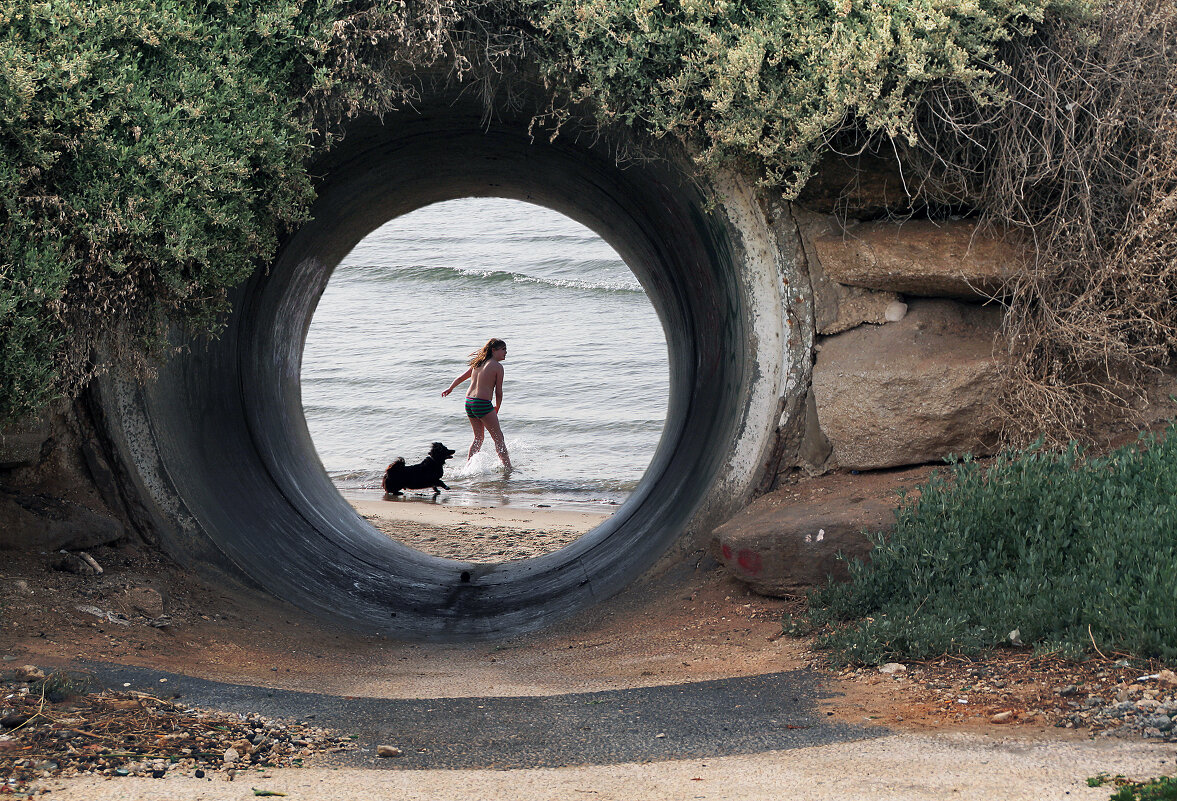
left=348, top=496, right=611, bottom=562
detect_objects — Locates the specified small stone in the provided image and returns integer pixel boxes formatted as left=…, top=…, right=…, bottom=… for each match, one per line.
left=990, top=711, right=1015, bottom=724
left=1142, top=715, right=1173, bottom=731
left=126, top=586, right=166, bottom=618
left=1056, top=685, right=1080, bottom=697
left=9, top=580, right=32, bottom=596
left=376, top=745, right=402, bottom=758
left=15, top=665, right=44, bottom=681
left=883, top=301, right=908, bottom=322
left=1, top=713, right=32, bottom=728
left=50, top=552, right=99, bottom=575
left=223, top=747, right=239, bottom=764
left=1157, top=670, right=1177, bottom=687
left=878, top=663, right=907, bottom=675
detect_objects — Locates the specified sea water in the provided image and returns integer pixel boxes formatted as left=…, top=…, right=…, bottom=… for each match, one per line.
left=301, top=197, right=669, bottom=512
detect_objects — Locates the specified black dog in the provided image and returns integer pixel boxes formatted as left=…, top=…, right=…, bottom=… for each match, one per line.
left=382, top=442, right=456, bottom=496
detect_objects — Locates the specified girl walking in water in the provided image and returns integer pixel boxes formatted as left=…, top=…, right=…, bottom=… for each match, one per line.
left=442, top=338, right=512, bottom=470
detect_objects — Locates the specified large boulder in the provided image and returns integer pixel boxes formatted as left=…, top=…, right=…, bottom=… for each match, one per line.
left=712, top=478, right=903, bottom=596
left=810, top=219, right=1020, bottom=299
left=795, top=153, right=913, bottom=219
left=0, top=491, right=124, bottom=551
left=796, top=210, right=902, bottom=335
left=812, top=299, right=1003, bottom=470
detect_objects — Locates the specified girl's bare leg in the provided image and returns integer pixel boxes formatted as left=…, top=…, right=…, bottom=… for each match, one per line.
left=481, top=410, right=512, bottom=470
left=467, top=417, right=485, bottom=461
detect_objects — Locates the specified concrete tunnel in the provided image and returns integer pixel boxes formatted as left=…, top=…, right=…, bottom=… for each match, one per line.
left=94, top=88, right=809, bottom=640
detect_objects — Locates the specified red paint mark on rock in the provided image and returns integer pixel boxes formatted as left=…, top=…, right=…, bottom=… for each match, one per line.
left=736, top=549, right=762, bottom=575
left=720, top=543, right=733, bottom=560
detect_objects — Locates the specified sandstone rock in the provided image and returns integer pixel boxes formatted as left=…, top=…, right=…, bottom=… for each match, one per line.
left=991, top=711, right=1016, bottom=724
left=0, top=413, right=50, bottom=468
left=377, top=745, right=402, bottom=758
left=15, top=665, right=45, bottom=682
left=795, top=152, right=913, bottom=219
left=0, top=491, right=123, bottom=551
left=711, top=487, right=894, bottom=596
left=812, top=299, right=1003, bottom=470
left=879, top=663, right=907, bottom=674
left=811, top=219, right=1020, bottom=299
left=51, top=552, right=101, bottom=575
left=796, top=210, right=902, bottom=335
left=796, top=390, right=833, bottom=473
left=125, top=585, right=166, bottom=618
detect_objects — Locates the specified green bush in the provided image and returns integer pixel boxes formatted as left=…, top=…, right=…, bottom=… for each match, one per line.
left=529, top=0, right=1087, bottom=193
left=808, top=425, right=1177, bottom=665
left=1109, top=777, right=1177, bottom=801
left=0, top=0, right=334, bottom=422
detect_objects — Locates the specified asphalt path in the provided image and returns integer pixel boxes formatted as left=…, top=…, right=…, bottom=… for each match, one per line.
left=79, top=661, right=882, bottom=769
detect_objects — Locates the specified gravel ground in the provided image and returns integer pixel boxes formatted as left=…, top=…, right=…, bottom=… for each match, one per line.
left=34, top=732, right=1177, bottom=801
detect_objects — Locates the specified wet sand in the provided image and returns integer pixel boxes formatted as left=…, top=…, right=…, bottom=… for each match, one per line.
left=349, top=498, right=610, bottom=562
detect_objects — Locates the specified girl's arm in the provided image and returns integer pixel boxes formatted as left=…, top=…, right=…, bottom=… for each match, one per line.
left=494, top=370, right=504, bottom=411
left=441, top=368, right=472, bottom=397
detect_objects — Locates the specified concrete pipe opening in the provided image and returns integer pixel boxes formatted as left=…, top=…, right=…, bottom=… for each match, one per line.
left=99, top=95, right=802, bottom=640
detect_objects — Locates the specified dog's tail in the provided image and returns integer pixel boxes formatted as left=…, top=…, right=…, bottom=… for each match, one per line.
left=382, top=457, right=406, bottom=493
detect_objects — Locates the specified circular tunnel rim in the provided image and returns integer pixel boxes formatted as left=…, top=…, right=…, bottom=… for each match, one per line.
left=96, top=101, right=799, bottom=640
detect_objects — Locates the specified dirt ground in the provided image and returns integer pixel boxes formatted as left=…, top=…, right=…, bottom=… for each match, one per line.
left=2, top=523, right=1163, bottom=743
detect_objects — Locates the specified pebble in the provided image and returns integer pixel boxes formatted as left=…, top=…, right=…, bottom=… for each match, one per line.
left=223, top=748, right=239, bottom=764
left=884, top=301, right=908, bottom=323
left=990, top=711, right=1015, bottom=724
left=14, top=666, right=44, bottom=682
left=376, top=745, right=402, bottom=758
left=878, top=663, right=907, bottom=675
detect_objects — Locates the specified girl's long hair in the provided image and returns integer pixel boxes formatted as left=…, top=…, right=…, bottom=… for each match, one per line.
left=467, top=338, right=506, bottom=368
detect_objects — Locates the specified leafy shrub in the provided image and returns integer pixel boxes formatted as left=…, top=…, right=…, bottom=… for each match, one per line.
left=808, top=425, right=1177, bottom=665
left=0, top=0, right=335, bottom=422
left=1109, top=776, right=1177, bottom=801
left=528, top=0, right=1087, bottom=194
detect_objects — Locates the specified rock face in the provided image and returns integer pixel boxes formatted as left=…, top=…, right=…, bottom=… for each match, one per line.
left=0, top=414, right=50, bottom=468
left=812, top=299, right=1003, bottom=470
left=795, top=152, right=913, bottom=219
left=811, top=219, right=1018, bottom=299
left=711, top=487, right=895, bottom=596
left=796, top=209, right=901, bottom=335
left=0, top=491, right=124, bottom=551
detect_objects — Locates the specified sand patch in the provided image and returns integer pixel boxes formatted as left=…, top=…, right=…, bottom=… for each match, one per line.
left=349, top=499, right=609, bottom=562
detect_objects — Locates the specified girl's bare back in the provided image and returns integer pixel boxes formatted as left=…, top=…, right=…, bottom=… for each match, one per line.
left=467, top=360, right=502, bottom=400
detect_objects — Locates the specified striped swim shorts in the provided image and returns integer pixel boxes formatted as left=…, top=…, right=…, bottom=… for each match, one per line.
left=465, top=397, right=494, bottom=419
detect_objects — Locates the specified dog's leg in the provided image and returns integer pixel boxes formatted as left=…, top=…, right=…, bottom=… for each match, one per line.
left=437, top=480, right=449, bottom=490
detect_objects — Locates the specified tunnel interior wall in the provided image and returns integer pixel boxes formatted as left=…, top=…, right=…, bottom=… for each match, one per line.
left=91, top=91, right=808, bottom=639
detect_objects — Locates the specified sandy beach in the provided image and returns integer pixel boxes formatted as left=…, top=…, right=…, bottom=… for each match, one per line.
left=349, top=497, right=611, bottom=562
